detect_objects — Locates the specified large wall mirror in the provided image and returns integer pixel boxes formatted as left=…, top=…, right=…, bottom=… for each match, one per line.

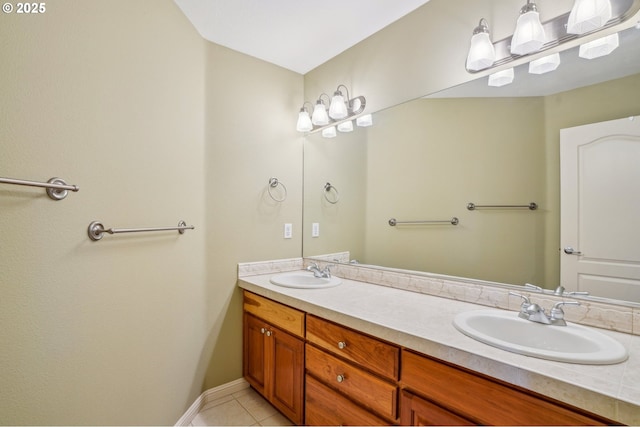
left=303, top=24, right=640, bottom=306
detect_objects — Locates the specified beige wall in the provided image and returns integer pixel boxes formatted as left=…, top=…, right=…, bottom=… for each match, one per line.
left=0, top=0, right=302, bottom=424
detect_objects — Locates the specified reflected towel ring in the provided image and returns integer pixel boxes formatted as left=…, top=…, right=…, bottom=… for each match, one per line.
left=324, top=182, right=340, bottom=204
left=267, top=177, right=287, bottom=202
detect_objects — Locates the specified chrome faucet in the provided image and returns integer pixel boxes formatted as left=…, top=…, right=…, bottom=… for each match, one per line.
left=509, top=292, right=580, bottom=326
left=306, top=262, right=332, bottom=278
left=524, top=283, right=590, bottom=297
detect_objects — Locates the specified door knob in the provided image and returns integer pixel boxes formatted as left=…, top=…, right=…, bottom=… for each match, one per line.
left=564, top=247, right=582, bottom=255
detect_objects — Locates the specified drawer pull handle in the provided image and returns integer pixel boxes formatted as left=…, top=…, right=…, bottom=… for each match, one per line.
left=337, top=341, right=347, bottom=349
left=336, top=374, right=345, bottom=383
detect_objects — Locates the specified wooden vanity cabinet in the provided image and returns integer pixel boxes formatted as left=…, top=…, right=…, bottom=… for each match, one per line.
left=305, top=314, right=400, bottom=425
left=242, top=292, right=304, bottom=425
left=400, top=349, right=618, bottom=426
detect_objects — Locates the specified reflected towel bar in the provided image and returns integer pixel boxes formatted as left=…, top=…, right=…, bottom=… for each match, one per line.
left=88, top=220, right=195, bottom=241
left=467, top=202, right=538, bottom=211
left=389, top=217, right=459, bottom=226
left=0, top=176, right=79, bottom=200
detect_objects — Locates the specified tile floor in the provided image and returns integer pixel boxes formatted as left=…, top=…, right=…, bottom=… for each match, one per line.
left=190, top=387, right=293, bottom=426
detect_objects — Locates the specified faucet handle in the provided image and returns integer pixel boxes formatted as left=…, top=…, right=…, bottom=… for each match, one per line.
left=509, top=291, right=531, bottom=306
left=509, top=292, right=532, bottom=318
left=524, top=283, right=543, bottom=293
left=550, top=300, right=580, bottom=323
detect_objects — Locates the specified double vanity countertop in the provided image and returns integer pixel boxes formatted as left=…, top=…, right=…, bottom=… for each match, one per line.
left=238, top=270, right=640, bottom=425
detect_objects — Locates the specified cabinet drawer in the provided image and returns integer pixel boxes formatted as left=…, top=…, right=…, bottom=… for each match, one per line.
left=306, top=315, right=399, bottom=380
left=306, top=344, right=398, bottom=420
left=243, top=291, right=305, bottom=338
left=305, top=374, right=389, bottom=426
left=401, top=349, right=614, bottom=426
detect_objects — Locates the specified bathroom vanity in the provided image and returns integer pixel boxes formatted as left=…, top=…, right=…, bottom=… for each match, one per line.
left=239, top=262, right=640, bottom=425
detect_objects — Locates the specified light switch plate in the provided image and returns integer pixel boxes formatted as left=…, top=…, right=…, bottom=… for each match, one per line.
left=312, top=222, right=320, bottom=237
left=284, top=223, right=293, bottom=239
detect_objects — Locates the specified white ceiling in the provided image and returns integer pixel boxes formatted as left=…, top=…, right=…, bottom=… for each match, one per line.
left=173, top=0, right=431, bottom=75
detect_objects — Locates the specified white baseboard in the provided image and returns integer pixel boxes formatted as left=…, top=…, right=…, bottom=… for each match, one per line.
left=174, top=378, right=250, bottom=426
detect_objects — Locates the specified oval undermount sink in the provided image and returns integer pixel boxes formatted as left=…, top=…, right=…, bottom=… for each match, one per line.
left=453, top=310, right=628, bottom=365
left=270, top=272, right=342, bottom=289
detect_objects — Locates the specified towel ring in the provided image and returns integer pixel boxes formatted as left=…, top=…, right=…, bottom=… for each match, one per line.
left=324, top=182, right=340, bottom=204
left=267, top=177, right=287, bottom=202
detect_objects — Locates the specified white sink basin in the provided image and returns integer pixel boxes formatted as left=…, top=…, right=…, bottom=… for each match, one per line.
left=453, top=310, right=628, bottom=365
left=270, top=272, right=342, bottom=289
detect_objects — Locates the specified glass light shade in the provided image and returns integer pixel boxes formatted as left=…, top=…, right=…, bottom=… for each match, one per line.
left=356, top=114, right=373, bottom=127
left=579, top=33, right=619, bottom=59
left=567, top=0, right=612, bottom=35
left=528, top=52, right=561, bottom=74
left=337, top=120, right=353, bottom=133
left=296, top=109, right=312, bottom=132
left=488, top=68, right=515, bottom=87
left=510, top=10, right=546, bottom=55
left=466, top=32, right=496, bottom=71
left=312, top=101, right=329, bottom=126
left=321, top=126, right=337, bottom=138
left=329, top=92, right=348, bottom=119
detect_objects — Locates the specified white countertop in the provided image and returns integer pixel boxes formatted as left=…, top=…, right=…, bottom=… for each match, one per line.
left=239, top=272, right=640, bottom=424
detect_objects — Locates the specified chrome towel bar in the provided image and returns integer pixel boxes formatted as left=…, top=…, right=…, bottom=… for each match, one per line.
left=389, top=217, right=459, bottom=226
left=467, top=202, right=538, bottom=211
left=0, top=176, right=79, bottom=200
left=88, top=220, right=195, bottom=241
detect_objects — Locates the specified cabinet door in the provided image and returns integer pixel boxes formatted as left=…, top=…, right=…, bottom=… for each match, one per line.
left=400, top=390, right=474, bottom=426
left=271, top=327, right=304, bottom=425
left=243, top=313, right=267, bottom=396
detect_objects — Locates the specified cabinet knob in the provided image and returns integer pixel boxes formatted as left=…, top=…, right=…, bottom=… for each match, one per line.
left=260, top=328, right=266, bottom=334
left=336, top=374, right=345, bottom=383
left=266, top=330, right=272, bottom=337
left=337, top=341, right=347, bottom=349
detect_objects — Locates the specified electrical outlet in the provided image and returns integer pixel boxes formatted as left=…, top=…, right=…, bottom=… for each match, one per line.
left=312, top=222, right=320, bottom=238
left=284, top=223, right=293, bottom=239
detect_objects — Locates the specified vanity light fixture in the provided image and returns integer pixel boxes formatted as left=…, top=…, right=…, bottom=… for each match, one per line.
left=488, top=68, right=515, bottom=87
left=466, top=18, right=496, bottom=71
left=337, top=120, right=353, bottom=133
left=579, top=32, right=619, bottom=58
left=312, top=94, right=330, bottom=126
left=356, top=114, right=373, bottom=127
left=296, top=102, right=313, bottom=132
left=329, top=85, right=349, bottom=119
left=567, top=0, right=612, bottom=34
left=528, top=52, right=561, bottom=74
left=511, top=0, right=547, bottom=56
left=296, top=84, right=367, bottom=137
left=321, top=126, right=337, bottom=138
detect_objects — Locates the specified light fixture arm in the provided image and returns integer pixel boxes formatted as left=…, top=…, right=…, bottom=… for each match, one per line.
left=520, top=0, right=538, bottom=14
left=335, top=84, right=351, bottom=104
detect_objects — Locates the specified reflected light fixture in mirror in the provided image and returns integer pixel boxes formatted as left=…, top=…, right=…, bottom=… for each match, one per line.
left=511, top=0, right=547, bottom=55
left=579, top=32, right=620, bottom=58
left=356, top=114, right=373, bottom=127
left=567, top=0, right=613, bottom=34
left=337, top=120, right=353, bottom=132
left=329, top=85, right=349, bottom=119
left=321, top=126, right=337, bottom=138
left=466, top=18, right=496, bottom=71
left=297, top=84, right=367, bottom=137
left=296, top=102, right=313, bottom=132
left=488, top=68, right=515, bottom=87
left=312, top=95, right=330, bottom=125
